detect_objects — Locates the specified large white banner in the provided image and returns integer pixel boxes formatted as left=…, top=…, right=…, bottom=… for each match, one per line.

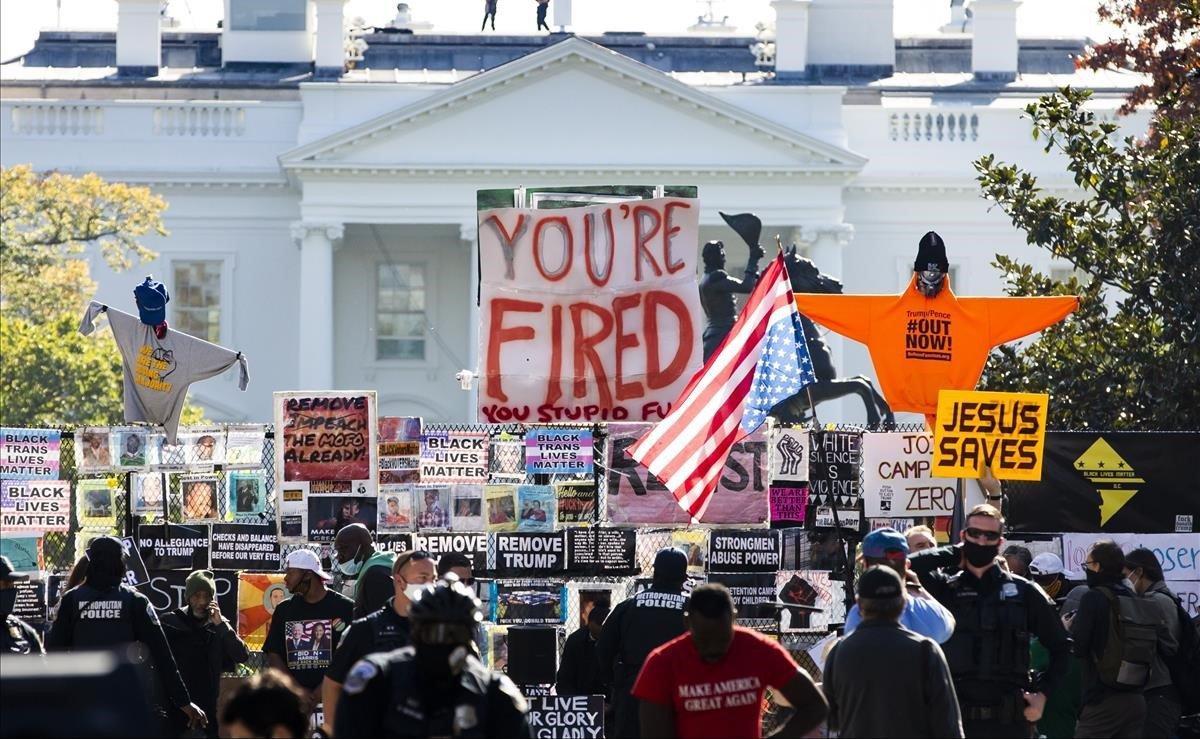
left=862, top=432, right=959, bottom=518
left=477, top=197, right=703, bottom=424
left=1061, top=533, right=1200, bottom=581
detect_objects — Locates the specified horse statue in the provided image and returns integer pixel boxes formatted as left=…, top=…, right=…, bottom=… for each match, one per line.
left=717, top=212, right=895, bottom=428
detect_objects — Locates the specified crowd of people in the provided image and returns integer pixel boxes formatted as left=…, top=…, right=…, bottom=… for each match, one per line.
left=2, top=505, right=1198, bottom=738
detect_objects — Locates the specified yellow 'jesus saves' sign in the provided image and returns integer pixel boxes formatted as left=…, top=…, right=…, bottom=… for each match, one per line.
left=932, top=390, right=1048, bottom=480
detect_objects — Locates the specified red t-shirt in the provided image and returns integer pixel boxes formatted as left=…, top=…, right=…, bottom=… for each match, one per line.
left=631, top=626, right=800, bottom=739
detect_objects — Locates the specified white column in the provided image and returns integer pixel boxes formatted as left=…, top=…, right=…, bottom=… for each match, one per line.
left=771, top=0, right=811, bottom=79
left=461, top=222, right=480, bottom=421
left=115, top=0, right=161, bottom=73
left=553, top=0, right=572, bottom=31
left=313, top=0, right=349, bottom=77
left=800, top=223, right=854, bottom=423
left=972, top=0, right=1021, bottom=82
left=292, top=222, right=343, bottom=390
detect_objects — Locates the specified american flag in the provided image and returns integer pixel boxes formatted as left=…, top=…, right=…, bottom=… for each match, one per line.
left=630, top=253, right=817, bottom=521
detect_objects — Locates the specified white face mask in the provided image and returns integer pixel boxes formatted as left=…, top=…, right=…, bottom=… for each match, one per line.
left=403, top=583, right=426, bottom=601
left=337, top=558, right=363, bottom=578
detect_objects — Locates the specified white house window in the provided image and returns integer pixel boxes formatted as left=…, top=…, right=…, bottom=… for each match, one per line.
left=172, top=260, right=222, bottom=343
left=377, top=263, right=427, bottom=361
left=229, top=0, right=306, bottom=31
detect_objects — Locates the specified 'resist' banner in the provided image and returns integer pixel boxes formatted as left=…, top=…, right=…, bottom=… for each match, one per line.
left=476, top=197, right=703, bottom=424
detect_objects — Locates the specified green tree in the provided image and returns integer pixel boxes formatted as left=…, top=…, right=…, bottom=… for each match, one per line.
left=973, top=83, right=1199, bottom=429
left=0, top=165, right=203, bottom=427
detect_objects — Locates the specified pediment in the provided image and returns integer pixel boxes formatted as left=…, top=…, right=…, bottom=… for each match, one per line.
left=281, top=38, right=865, bottom=175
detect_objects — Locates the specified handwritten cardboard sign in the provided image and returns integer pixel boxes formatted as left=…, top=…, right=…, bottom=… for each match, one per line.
left=477, top=197, right=704, bottom=425
left=275, top=392, right=377, bottom=485
left=933, top=390, right=1048, bottom=480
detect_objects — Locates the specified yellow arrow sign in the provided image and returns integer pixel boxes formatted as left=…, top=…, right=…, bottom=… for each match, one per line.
left=1074, top=438, right=1145, bottom=526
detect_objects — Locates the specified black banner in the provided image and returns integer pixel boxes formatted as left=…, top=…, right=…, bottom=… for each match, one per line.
left=708, top=572, right=776, bottom=619
left=708, top=530, right=779, bottom=573
left=380, top=532, right=489, bottom=573
left=1006, top=432, right=1200, bottom=533
left=136, top=524, right=210, bottom=571
left=211, top=523, right=281, bottom=571
left=808, top=430, right=861, bottom=508
left=527, top=695, right=605, bottom=738
left=492, top=532, right=566, bottom=576
left=13, top=580, right=46, bottom=625
left=138, top=569, right=238, bottom=619
left=565, top=528, right=638, bottom=575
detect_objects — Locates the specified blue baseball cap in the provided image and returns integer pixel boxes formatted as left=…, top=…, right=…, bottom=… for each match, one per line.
left=134, top=277, right=169, bottom=326
left=863, top=527, right=909, bottom=559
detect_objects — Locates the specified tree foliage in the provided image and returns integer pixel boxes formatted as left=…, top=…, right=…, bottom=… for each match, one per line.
left=974, top=85, right=1199, bottom=429
left=0, top=165, right=203, bottom=427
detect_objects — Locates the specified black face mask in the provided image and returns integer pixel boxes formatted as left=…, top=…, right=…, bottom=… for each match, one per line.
left=0, top=588, right=16, bottom=618
left=1085, top=569, right=1107, bottom=587
left=962, top=540, right=1000, bottom=568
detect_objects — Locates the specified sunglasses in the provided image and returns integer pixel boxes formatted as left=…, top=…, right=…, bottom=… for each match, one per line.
left=965, top=527, right=1002, bottom=542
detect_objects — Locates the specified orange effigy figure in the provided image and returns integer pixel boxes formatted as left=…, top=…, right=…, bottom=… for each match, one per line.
left=793, top=232, right=1078, bottom=425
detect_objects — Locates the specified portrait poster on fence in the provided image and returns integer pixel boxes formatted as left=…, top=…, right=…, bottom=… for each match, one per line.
left=180, top=428, right=225, bottom=467
left=526, top=695, right=605, bottom=739
left=489, top=579, right=566, bottom=625
left=770, top=427, right=810, bottom=483
left=493, top=532, right=566, bottom=575
left=565, top=527, right=638, bottom=575
left=606, top=424, right=769, bottom=524
left=414, top=486, right=452, bottom=529
left=1005, top=432, right=1200, bottom=534
left=932, top=390, right=1048, bottom=481
left=862, top=432, right=958, bottom=518
left=769, top=485, right=808, bottom=527
left=75, top=429, right=114, bottom=473
left=1, top=480, right=70, bottom=534
left=275, top=391, right=378, bottom=494
left=211, top=523, right=282, bottom=570
left=377, top=486, right=415, bottom=532
left=238, top=572, right=291, bottom=650
left=76, top=478, right=117, bottom=527
left=379, top=416, right=421, bottom=485
left=476, top=196, right=704, bottom=424
left=229, top=471, right=267, bottom=517
left=488, top=434, right=525, bottom=483
left=486, top=485, right=519, bottom=532
left=220, top=425, right=263, bottom=469
left=554, top=480, right=596, bottom=526
left=136, top=523, right=209, bottom=570
left=131, top=473, right=165, bottom=516
left=421, top=425, right=489, bottom=484
left=180, top=475, right=221, bottom=522
left=524, top=428, right=594, bottom=475
left=115, top=428, right=149, bottom=470
left=0, top=427, right=60, bottom=480
left=672, top=529, right=708, bottom=576
left=149, top=432, right=186, bottom=471
left=308, top=496, right=376, bottom=541
left=451, top=485, right=484, bottom=531
left=489, top=625, right=508, bottom=672
left=517, top=485, right=555, bottom=532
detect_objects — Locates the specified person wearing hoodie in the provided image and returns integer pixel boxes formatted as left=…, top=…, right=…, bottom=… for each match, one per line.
left=1122, top=548, right=1182, bottom=738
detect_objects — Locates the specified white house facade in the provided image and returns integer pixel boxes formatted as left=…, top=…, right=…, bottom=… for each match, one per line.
left=0, top=0, right=1147, bottom=425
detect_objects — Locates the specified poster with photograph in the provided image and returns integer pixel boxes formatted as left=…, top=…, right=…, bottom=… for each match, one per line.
left=379, top=416, right=422, bottom=485
left=283, top=619, right=334, bottom=671
left=489, top=434, right=526, bottom=483
left=308, top=496, right=377, bottom=542
left=672, top=529, right=708, bottom=577
left=554, top=481, right=596, bottom=526
left=0, top=536, right=41, bottom=571
left=229, top=471, right=267, bottom=516
left=131, top=473, right=165, bottom=516
left=377, top=485, right=415, bottom=532
left=489, top=625, right=509, bottom=672
left=451, top=485, right=484, bottom=531
left=489, top=579, right=566, bottom=625
left=75, top=429, right=115, bottom=473
left=182, top=428, right=225, bottom=466
left=421, top=425, right=489, bottom=484
left=770, top=427, right=810, bottom=483
left=238, top=572, right=291, bottom=650
left=76, top=478, right=117, bottom=527
left=524, top=428, right=593, bottom=475
left=486, top=485, right=518, bottom=532
left=414, top=486, right=452, bottom=529
left=180, top=475, right=221, bottom=522
left=576, top=588, right=616, bottom=630
left=224, top=424, right=266, bottom=469
left=148, top=432, right=186, bottom=471
left=115, top=428, right=149, bottom=469
left=0, top=427, right=60, bottom=480
left=1, top=480, right=70, bottom=534
left=517, top=485, right=555, bottom=532
left=275, top=391, right=377, bottom=493
left=280, top=514, right=303, bottom=539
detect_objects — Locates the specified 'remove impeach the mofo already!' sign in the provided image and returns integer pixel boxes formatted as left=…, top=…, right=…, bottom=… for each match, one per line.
left=933, top=390, right=1048, bottom=480
left=477, top=197, right=704, bottom=425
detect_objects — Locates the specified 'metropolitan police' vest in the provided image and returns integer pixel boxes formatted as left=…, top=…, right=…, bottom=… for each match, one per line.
left=66, top=584, right=139, bottom=646
left=941, top=571, right=1032, bottom=688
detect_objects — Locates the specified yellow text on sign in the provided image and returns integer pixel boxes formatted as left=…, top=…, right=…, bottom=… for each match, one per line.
left=932, top=390, right=1048, bottom=481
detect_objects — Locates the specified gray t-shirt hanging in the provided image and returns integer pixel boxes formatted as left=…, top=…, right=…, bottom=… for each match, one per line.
left=80, top=301, right=249, bottom=443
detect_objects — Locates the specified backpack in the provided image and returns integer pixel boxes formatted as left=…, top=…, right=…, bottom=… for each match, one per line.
left=1167, top=598, right=1200, bottom=713
left=1094, top=586, right=1160, bottom=692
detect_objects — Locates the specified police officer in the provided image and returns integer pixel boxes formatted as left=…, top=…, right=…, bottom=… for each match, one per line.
left=596, top=547, right=689, bottom=738
left=334, top=575, right=530, bottom=738
left=45, top=536, right=207, bottom=731
left=909, top=504, right=1069, bottom=738
left=0, top=555, right=42, bottom=655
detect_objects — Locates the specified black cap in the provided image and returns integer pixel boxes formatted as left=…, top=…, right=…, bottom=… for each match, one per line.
left=857, top=565, right=903, bottom=599
left=86, top=535, right=124, bottom=561
left=0, top=556, right=29, bottom=582
left=913, top=231, right=949, bottom=272
left=652, top=547, right=688, bottom=584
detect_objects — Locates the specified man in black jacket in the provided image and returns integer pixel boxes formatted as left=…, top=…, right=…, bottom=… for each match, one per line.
left=161, top=570, right=250, bottom=737
left=556, top=602, right=608, bottom=696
